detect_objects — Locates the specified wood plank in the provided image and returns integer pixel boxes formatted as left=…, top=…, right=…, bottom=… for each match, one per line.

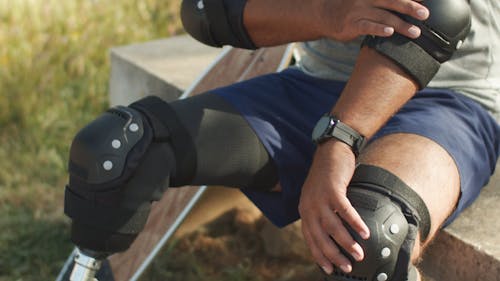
left=107, top=45, right=292, bottom=281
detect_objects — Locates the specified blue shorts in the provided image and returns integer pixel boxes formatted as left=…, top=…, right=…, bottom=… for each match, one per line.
left=214, top=68, right=500, bottom=228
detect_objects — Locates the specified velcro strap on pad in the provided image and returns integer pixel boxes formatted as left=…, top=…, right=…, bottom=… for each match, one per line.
left=203, top=0, right=256, bottom=49
left=130, top=96, right=197, bottom=185
left=223, top=0, right=256, bottom=49
left=204, top=0, right=234, bottom=46
left=351, top=164, right=431, bottom=241
left=64, top=186, right=150, bottom=234
left=363, top=34, right=440, bottom=89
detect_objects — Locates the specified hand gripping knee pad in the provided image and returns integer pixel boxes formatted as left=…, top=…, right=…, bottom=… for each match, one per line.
left=363, top=0, right=471, bottom=88
left=324, top=164, right=431, bottom=281
left=181, top=0, right=256, bottom=49
left=64, top=96, right=196, bottom=253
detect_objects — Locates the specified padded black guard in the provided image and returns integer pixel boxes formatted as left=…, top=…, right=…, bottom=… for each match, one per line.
left=363, top=0, right=471, bottom=88
left=181, top=0, right=256, bottom=49
left=65, top=97, right=196, bottom=253
left=324, top=164, right=430, bottom=281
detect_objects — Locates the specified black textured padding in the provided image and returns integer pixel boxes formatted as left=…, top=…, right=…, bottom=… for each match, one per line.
left=66, top=101, right=177, bottom=253
left=68, top=107, right=147, bottom=185
left=180, top=0, right=256, bottom=49
left=324, top=164, right=427, bottom=281
left=333, top=188, right=409, bottom=281
left=363, top=0, right=471, bottom=88
left=351, top=164, right=431, bottom=241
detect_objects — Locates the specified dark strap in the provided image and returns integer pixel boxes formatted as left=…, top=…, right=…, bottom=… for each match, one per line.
left=351, top=164, right=431, bottom=241
left=223, top=0, right=256, bottom=49
left=64, top=186, right=149, bottom=234
left=363, top=34, right=440, bottom=89
left=204, top=0, right=237, bottom=46
left=130, top=96, right=197, bottom=186
left=203, top=0, right=256, bottom=49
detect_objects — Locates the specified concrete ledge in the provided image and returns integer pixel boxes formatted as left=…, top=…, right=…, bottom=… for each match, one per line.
left=109, top=35, right=500, bottom=280
left=109, top=35, right=221, bottom=106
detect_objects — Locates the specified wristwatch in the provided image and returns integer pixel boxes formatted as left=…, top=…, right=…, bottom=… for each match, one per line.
left=311, top=114, right=367, bottom=156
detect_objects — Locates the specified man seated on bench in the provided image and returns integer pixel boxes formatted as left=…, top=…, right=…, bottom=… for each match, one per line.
left=64, top=0, right=500, bottom=280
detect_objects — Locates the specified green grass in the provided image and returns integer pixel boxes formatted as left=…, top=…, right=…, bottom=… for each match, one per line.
left=0, top=0, right=182, bottom=279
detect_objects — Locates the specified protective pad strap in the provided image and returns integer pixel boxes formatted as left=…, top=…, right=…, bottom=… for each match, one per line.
left=223, top=0, right=256, bottom=48
left=64, top=186, right=149, bottom=235
left=130, top=96, right=197, bottom=186
left=351, top=164, right=431, bottom=241
left=204, top=0, right=256, bottom=49
left=363, top=34, right=440, bottom=89
left=204, top=0, right=234, bottom=45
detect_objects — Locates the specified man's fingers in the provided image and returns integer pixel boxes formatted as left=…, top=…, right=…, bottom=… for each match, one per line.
left=321, top=211, right=365, bottom=262
left=362, top=8, right=422, bottom=39
left=356, top=19, right=395, bottom=37
left=333, top=195, right=370, bottom=240
left=375, top=0, right=429, bottom=21
left=309, top=219, right=353, bottom=273
left=302, top=224, right=334, bottom=274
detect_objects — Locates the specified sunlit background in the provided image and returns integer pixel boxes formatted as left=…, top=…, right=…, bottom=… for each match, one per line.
left=0, top=1, right=182, bottom=279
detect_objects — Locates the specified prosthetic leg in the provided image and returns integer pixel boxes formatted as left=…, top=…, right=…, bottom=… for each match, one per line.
left=64, top=93, right=278, bottom=280
left=58, top=44, right=293, bottom=281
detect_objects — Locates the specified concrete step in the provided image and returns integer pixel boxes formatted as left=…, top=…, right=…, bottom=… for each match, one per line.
left=109, top=35, right=222, bottom=106
left=109, top=35, right=500, bottom=281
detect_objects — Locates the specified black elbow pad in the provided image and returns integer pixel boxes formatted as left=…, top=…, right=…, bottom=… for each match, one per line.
left=180, top=0, right=257, bottom=49
left=363, top=0, right=471, bottom=88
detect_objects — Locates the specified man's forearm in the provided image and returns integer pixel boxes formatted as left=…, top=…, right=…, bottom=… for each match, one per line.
left=331, top=46, right=419, bottom=139
left=243, top=0, right=325, bottom=46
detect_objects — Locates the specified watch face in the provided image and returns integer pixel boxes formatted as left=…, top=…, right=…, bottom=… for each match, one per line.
left=312, top=116, right=333, bottom=143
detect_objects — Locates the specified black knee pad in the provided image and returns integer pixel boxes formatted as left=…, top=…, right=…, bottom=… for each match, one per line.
left=64, top=96, right=196, bottom=253
left=324, top=164, right=431, bottom=281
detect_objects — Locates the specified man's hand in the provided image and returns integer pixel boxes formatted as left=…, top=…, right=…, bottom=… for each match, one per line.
left=244, top=0, right=429, bottom=47
left=298, top=140, right=370, bottom=274
left=320, top=0, right=429, bottom=42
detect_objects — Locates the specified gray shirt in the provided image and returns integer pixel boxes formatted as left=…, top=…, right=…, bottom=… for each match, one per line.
left=295, top=0, right=500, bottom=121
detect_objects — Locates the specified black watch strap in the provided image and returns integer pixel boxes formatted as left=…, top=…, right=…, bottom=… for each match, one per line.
left=312, top=114, right=367, bottom=156
left=334, top=120, right=362, bottom=147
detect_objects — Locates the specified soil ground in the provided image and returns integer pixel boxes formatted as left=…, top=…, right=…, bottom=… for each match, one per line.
left=138, top=206, right=433, bottom=281
left=139, top=207, right=323, bottom=281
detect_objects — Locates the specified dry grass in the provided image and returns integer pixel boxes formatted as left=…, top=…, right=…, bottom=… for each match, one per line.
left=0, top=1, right=182, bottom=279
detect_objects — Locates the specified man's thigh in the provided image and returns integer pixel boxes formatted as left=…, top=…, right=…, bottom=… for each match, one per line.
left=358, top=133, right=460, bottom=259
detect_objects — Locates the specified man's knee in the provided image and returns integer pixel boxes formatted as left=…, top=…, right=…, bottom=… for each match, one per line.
left=324, top=164, right=430, bottom=281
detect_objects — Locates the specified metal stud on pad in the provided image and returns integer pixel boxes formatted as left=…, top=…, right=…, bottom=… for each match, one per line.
left=111, top=139, right=121, bottom=149
left=196, top=0, right=204, bottom=9
left=377, top=273, right=388, bottom=281
left=129, top=123, right=139, bottom=132
left=103, top=160, right=113, bottom=171
left=381, top=247, right=391, bottom=258
left=390, top=224, right=400, bottom=234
